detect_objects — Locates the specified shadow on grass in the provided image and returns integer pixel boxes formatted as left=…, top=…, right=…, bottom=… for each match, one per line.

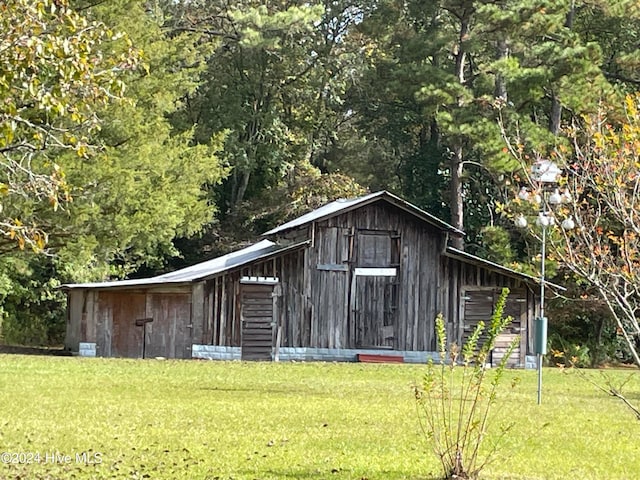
left=0, top=344, right=71, bottom=356
left=197, top=386, right=296, bottom=394
left=256, top=469, right=442, bottom=479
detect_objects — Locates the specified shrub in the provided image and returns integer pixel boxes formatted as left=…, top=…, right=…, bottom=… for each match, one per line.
left=414, top=287, right=519, bottom=480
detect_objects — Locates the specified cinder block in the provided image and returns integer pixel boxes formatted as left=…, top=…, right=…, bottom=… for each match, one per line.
left=78, top=342, right=96, bottom=357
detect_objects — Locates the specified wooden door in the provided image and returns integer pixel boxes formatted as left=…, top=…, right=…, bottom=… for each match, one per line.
left=353, top=231, right=399, bottom=348
left=353, top=274, right=397, bottom=347
left=312, top=226, right=350, bottom=348
left=240, top=282, right=276, bottom=361
left=145, top=293, right=193, bottom=359
left=98, top=292, right=146, bottom=358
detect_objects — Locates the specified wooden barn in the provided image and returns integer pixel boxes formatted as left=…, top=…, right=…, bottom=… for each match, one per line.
left=64, top=191, right=548, bottom=367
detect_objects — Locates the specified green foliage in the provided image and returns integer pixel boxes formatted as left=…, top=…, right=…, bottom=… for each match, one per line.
left=0, top=0, right=140, bottom=251
left=0, top=256, right=65, bottom=346
left=0, top=0, right=227, bottom=343
left=415, top=288, right=519, bottom=480
left=242, top=161, right=367, bottom=235
left=477, top=225, right=515, bottom=265
left=504, top=93, right=640, bottom=367
left=546, top=285, right=629, bottom=367
left=52, top=0, right=226, bottom=274
left=170, top=1, right=351, bottom=212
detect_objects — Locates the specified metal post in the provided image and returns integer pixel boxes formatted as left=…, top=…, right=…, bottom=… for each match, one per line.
left=537, top=223, right=546, bottom=405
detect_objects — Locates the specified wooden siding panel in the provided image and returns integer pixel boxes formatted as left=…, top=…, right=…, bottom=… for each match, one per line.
left=192, top=283, right=205, bottom=345
left=179, top=199, right=536, bottom=360
left=310, top=226, right=351, bottom=348
left=321, top=203, right=447, bottom=351
left=97, top=292, right=145, bottom=358
left=65, top=290, right=85, bottom=351
left=354, top=275, right=396, bottom=348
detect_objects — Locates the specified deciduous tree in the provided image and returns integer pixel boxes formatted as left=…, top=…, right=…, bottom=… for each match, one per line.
left=506, top=94, right=640, bottom=367
left=0, top=0, right=140, bottom=250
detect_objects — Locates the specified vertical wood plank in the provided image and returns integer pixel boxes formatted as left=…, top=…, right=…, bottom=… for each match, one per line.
left=192, top=283, right=205, bottom=344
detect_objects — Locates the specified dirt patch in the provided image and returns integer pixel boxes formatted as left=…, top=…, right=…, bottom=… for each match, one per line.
left=0, top=345, right=72, bottom=356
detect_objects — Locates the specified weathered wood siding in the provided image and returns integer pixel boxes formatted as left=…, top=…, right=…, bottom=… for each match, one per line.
left=67, top=286, right=192, bottom=358
left=197, top=201, right=538, bottom=356
left=66, top=289, right=98, bottom=352
left=460, top=287, right=527, bottom=366
left=144, top=293, right=192, bottom=359
left=445, top=256, right=535, bottom=359
left=97, top=292, right=146, bottom=358
left=199, top=248, right=308, bottom=348
left=263, top=202, right=445, bottom=351
left=66, top=199, right=540, bottom=359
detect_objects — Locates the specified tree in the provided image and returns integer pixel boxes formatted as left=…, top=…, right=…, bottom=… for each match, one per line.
left=0, top=0, right=227, bottom=344
left=348, top=0, right=638, bottom=254
left=163, top=0, right=370, bottom=248
left=506, top=94, right=640, bottom=367
left=51, top=0, right=227, bottom=276
left=0, top=0, right=140, bottom=251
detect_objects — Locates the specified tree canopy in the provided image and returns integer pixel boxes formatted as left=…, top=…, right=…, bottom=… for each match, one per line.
left=0, top=0, right=140, bottom=250
left=2, top=0, right=640, bottom=358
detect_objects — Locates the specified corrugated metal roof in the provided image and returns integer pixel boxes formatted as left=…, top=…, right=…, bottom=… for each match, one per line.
left=445, top=247, right=566, bottom=291
left=262, top=190, right=464, bottom=236
left=62, top=240, right=302, bottom=289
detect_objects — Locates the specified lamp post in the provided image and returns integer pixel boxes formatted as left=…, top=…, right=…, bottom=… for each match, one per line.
left=515, top=160, right=574, bottom=405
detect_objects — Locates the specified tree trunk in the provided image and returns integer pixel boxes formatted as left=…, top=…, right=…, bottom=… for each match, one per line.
left=549, top=94, right=562, bottom=135
left=228, top=168, right=251, bottom=214
left=495, top=38, right=508, bottom=101
left=449, top=9, right=472, bottom=250
left=454, top=12, right=471, bottom=85
left=549, top=1, right=576, bottom=136
left=450, top=144, right=464, bottom=250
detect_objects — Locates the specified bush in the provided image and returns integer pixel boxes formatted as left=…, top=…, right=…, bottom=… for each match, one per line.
left=547, top=291, right=629, bottom=367
left=414, top=287, right=519, bottom=480
left=0, top=255, right=66, bottom=346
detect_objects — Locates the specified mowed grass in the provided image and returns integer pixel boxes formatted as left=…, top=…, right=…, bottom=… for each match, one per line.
left=0, top=356, right=639, bottom=480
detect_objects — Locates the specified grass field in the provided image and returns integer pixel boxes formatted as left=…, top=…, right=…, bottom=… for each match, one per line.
left=0, top=355, right=638, bottom=480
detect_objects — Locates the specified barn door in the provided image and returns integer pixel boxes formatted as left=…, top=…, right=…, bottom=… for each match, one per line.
left=99, top=292, right=146, bottom=358
left=145, top=293, right=193, bottom=359
left=312, top=226, right=350, bottom=348
left=353, top=231, right=399, bottom=348
left=461, top=288, right=525, bottom=367
left=240, top=278, right=278, bottom=361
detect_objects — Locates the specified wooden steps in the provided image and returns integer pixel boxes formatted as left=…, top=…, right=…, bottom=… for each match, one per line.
left=357, top=353, right=404, bottom=364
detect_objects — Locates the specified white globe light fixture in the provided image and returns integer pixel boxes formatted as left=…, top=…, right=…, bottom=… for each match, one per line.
left=518, top=187, right=530, bottom=201
left=515, top=215, right=528, bottom=228
left=561, top=216, right=575, bottom=231
left=548, top=189, right=562, bottom=205
left=532, top=159, right=562, bottom=183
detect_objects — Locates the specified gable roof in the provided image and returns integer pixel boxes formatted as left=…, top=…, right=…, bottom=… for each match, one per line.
left=262, top=190, right=464, bottom=237
left=62, top=240, right=307, bottom=290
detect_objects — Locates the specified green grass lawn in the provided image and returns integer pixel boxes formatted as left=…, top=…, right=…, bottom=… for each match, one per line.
left=0, top=355, right=638, bottom=480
